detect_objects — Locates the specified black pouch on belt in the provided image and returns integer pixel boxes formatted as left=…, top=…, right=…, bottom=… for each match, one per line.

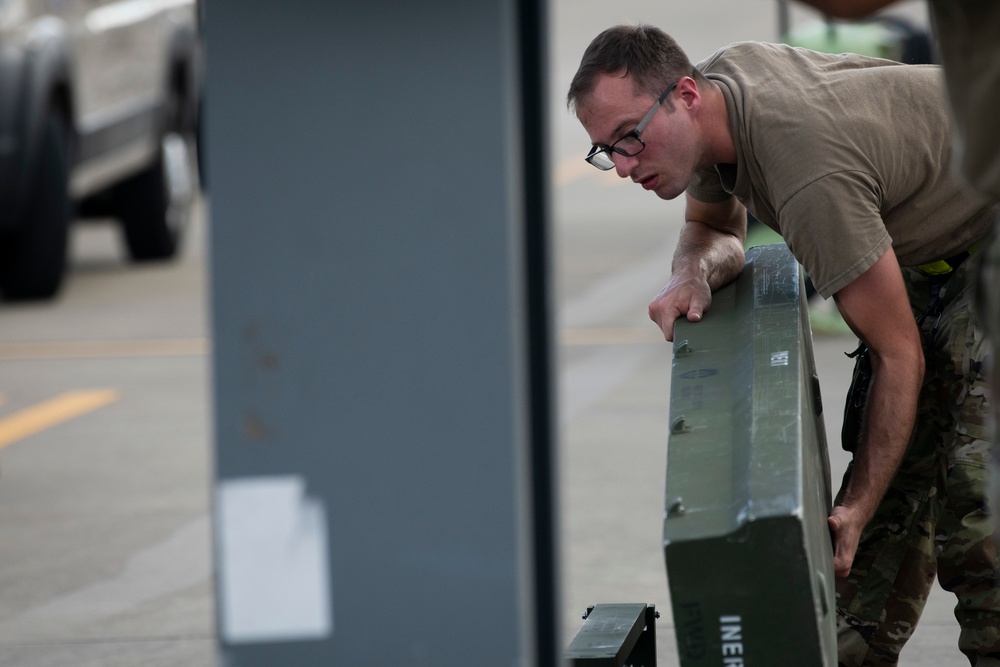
left=841, top=342, right=871, bottom=453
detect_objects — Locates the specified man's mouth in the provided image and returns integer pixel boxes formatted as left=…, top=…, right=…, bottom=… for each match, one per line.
left=638, top=174, right=658, bottom=191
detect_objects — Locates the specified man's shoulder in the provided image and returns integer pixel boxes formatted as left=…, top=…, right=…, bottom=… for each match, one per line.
left=695, top=41, right=796, bottom=72
left=696, top=40, right=913, bottom=77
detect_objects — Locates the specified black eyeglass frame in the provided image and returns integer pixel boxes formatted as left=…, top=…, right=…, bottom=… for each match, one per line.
left=584, top=81, right=678, bottom=171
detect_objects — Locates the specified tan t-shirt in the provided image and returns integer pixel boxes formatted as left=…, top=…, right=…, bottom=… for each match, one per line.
left=687, top=42, right=996, bottom=298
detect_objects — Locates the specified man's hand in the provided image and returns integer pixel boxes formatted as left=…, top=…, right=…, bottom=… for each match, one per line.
left=828, top=504, right=866, bottom=578
left=649, top=195, right=747, bottom=341
left=648, top=268, right=713, bottom=341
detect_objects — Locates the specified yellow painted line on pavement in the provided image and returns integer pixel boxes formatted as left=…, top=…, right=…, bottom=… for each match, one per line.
left=556, top=157, right=594, bottom=186
left=0, top=390, right=120, bottom=450
left=0, top=338, right=209, bottom=361
left=555, top=156, right=628, bottom=188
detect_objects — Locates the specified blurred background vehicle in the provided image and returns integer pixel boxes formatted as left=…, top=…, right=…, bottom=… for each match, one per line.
left=0, top=0, right=201, bottom=301
left=777, top=0, right=934, bottom=63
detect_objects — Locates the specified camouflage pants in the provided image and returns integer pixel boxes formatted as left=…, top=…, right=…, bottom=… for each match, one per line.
left=980, top=227, right=1000, bottom=531
left=837, top=255, right=1000, bottom=667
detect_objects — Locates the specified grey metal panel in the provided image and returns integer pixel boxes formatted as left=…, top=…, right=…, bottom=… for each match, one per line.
left=663, top=244, right=836, bottom=666
left=204, top=0, right=554, bottom=664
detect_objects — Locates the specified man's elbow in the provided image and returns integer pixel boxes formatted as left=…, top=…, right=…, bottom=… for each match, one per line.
left=904, top=337, right=925, bottom=384
left=870, top=340, right=925, bottom=386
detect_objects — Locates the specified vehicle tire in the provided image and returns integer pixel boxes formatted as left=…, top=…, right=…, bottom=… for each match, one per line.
left=0, top=112, right=72, bottom=301
left=116, top=131, right=195, bottom=261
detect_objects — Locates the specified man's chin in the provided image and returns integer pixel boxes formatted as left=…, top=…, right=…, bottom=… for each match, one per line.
left=653, top=184, right=683, bottom=201
left=652, top=175, right=691, bottom=201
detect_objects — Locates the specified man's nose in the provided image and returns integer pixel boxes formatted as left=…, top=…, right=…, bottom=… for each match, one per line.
left=612, top=153, right=637, bottom=178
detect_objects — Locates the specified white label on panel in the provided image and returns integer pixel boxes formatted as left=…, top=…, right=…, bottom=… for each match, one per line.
left=216, top=476, right=333, bottom=643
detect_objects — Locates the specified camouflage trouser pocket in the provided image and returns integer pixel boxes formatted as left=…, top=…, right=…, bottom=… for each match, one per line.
left=836, top=475, right=933, bottom=667
left=836, top=468, right=931, bottom=623
left=938, top=461, right=1000, bottom=662
left=926, top=268, right=991, bottom=469
left=976, top=224, right=1000, bottom=345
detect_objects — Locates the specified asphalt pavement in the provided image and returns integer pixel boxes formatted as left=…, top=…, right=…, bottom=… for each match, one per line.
left=0, top=206, right=215, bottom=667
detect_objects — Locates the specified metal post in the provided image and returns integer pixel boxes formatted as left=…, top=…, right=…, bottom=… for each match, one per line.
left=777, top=0, right=791, bottom=39
left=203, top=1, right=556, bottom=664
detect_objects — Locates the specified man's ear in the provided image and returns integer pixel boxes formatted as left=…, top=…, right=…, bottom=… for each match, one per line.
left=676, top=76, right=700, bottom=112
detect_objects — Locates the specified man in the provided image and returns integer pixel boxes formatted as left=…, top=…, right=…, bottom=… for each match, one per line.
left=796, top=0, right=1000, bottom=574
left=567, top=24, right=999, bottom=666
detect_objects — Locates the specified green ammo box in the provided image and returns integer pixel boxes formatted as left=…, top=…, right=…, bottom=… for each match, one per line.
left=663, top=244, right=837, bottom=666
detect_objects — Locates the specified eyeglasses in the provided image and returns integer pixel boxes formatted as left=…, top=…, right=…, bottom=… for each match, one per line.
left=584, top=82, right=678, bottom=171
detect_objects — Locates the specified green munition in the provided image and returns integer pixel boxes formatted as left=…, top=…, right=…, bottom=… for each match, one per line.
left=564, top=604, right=658, bottom=666
left=664, top=244, right=837, bottom=666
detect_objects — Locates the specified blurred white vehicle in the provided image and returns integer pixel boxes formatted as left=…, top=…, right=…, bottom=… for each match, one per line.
left=0, top=0, right=201, bottom=300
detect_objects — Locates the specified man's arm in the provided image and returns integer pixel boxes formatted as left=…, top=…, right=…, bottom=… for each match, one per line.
left=829, top=247, right=925, bottom=577
left=647, top=194, right=747, bottom=341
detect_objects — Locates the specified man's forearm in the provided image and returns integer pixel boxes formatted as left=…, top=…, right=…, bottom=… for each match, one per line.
left=826, top=248, right=923, bottom=576
left=649, top=200, right=746, bottom=341
left=671, top=219, right=745, bottom=291
left=839, top=349, right=923, bottom=523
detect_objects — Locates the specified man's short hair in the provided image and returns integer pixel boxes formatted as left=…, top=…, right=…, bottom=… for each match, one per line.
left=567, top=24, right=701, bottom=112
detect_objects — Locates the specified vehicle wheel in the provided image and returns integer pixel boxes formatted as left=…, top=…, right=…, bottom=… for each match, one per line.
left=0, top=113, right=72, bottom=301
left=116, top=131, right=195, bottom=261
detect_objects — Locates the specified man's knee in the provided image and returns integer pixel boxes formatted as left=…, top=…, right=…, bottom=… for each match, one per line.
left=959, top=610, right=1000, bottom=665
left=837, top=611, right=908, bottom=667
left=838, top=612, right=876, bottom=667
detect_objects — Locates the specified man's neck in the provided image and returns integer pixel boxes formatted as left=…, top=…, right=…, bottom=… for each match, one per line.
left=701, top=81, right=737, bottom=166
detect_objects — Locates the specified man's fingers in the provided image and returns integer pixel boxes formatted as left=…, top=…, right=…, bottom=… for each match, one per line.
left=648, top=279, right=712, bottom=342
left=828, top=513, right=856, bottom=578
left=660, top=315, right=677, bottom=342
left=653, top=306, right=705, bottom=341
left=683, top=288, right=715, bottom=326
left=833, top=551, right=853, bottom=578
left=648, top=303, right=679, bottom=341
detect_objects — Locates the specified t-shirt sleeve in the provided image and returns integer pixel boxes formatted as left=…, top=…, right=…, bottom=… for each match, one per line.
left=777, top=170, right=892, bottom=298
left=686, top=166, right=733, bottom=203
